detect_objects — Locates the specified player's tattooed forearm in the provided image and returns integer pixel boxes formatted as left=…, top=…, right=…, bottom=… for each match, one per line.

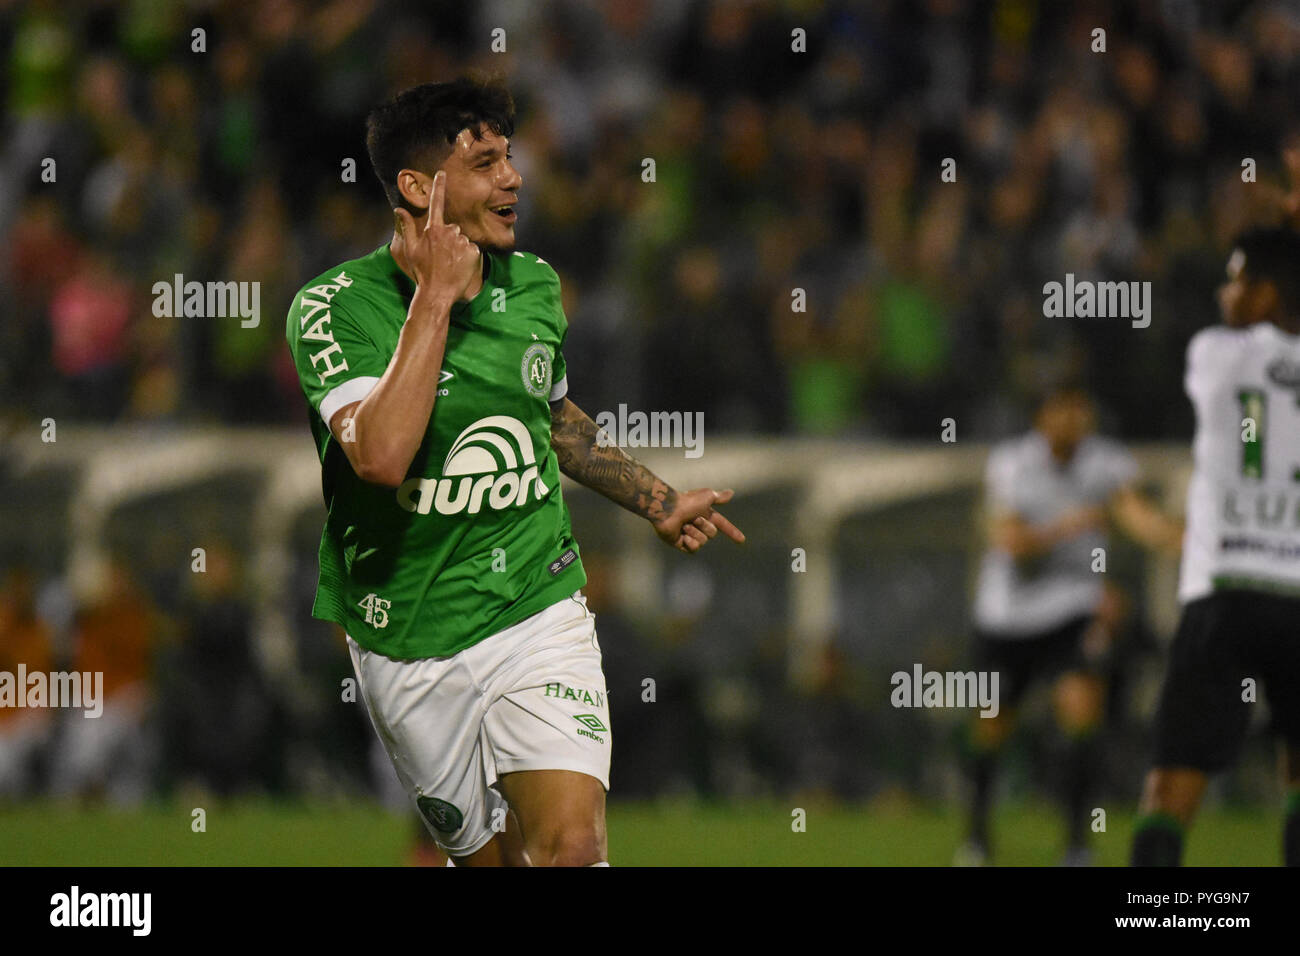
left=551, top=400, right=677, bottom=522
left=636, top=479, right=676, bottom=524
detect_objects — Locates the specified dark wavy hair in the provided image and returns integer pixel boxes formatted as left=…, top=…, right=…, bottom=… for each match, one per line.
left=1232, top=226, right=1300, bottom=316
left=365, top=74, right=516, bottom=213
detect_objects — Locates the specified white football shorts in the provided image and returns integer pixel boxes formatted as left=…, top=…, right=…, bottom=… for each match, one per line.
left=346, top=591, right=611, bottom=857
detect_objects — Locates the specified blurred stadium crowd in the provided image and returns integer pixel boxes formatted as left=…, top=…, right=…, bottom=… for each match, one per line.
left=3, top=0, right=1300, bottom=807
left=7, top=0, right=1300, bottom=436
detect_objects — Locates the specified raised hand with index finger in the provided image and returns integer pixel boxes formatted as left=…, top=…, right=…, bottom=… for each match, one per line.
left=392, top=169, right=482, bottom=305
left=651, top=488, right=746, bottom=554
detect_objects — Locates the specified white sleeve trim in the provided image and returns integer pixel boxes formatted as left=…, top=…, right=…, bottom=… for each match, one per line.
left=549, top=374, right=568, bottom=403
left=319, top=376, right=381, bottom=426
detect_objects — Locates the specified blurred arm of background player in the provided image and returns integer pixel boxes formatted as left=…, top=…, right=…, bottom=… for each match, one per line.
left=989, top=485, right=1181, bottom=565
left=1109, top=485, right=1184, bottom=557
left=988, top=506, right=1108, bottom=561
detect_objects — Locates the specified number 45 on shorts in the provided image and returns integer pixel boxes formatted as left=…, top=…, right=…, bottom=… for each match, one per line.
left=359, top=593, right=392, bottom=629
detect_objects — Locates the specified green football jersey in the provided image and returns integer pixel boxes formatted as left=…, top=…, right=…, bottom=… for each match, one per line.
left=285, top=243, right=586, bottom=659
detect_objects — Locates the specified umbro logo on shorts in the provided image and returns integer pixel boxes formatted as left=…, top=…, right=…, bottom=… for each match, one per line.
left=574, top=714, right=607, bottom=732
left=573, top=714, right=608, bottom=743
left=416, top=795, right=464, bottom=834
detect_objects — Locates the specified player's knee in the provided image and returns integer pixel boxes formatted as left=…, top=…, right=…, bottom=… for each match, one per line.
left=1139, top=769, right=1176, bottom=813
left=526, top=825, right=603, bottom=866
left=1054, top=673, right=1102, bottom=732
left=1140, top=768, right=1205, bottom=823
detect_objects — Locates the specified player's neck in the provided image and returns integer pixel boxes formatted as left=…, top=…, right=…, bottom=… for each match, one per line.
left=389, top=229, right=412, bottom=281
left=463, top=249, right=487, bottom=300
left=1042, top=437, right=1076, bottom=465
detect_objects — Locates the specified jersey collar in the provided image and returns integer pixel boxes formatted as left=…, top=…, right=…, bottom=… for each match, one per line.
left=381, top=242, right=495, bottom=308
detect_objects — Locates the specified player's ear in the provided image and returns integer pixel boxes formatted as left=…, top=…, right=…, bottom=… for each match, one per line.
left=395, top=169, right=431, bottom=215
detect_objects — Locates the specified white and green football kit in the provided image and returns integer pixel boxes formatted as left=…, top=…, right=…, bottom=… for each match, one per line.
left=973, top=432, right=1137, bottom=636
left=287, top=244, right=611, bottom=854
left=1178, top=321, right=1300, bottom=601
left=345, top=592, right=609, bottom=855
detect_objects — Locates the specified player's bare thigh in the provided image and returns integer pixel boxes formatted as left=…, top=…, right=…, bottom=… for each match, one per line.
left=496, top=769, right=607, bottom=866
left=448, top=807, right=529, bottom=867
left=448, top=772, right=607, bottom=867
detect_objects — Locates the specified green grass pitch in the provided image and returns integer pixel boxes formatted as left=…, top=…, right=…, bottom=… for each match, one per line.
left=0, top=798, right=1283, bottom=866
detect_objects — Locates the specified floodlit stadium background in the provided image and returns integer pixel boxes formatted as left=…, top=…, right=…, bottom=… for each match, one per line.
left=3, top=0, right=1299, bottom=865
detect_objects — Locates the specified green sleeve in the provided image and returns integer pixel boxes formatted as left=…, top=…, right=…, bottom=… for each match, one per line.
left=286, top=271, right=391, bottom=426
left=543, top=263, right=569, bottom=402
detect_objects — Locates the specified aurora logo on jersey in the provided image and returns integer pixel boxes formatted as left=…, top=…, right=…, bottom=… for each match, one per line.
left=396, top=415, right=550, bottom=516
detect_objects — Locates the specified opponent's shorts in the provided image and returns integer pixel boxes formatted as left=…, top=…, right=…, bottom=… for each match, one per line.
left=972, top=614, right=1098, bottom=711
left=346, top=591, right=611, bottom=857
left=1152, top=589, right=1300, bottom=773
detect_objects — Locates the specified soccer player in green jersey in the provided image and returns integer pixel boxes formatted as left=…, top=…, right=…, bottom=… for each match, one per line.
left=286, top=76, right=745, bottom=866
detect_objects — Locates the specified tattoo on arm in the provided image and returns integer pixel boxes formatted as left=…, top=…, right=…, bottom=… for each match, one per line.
left=550, top=399, right=677, bottom=523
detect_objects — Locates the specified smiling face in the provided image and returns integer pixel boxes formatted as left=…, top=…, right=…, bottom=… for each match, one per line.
left=435, top=126, right=521, bottom=253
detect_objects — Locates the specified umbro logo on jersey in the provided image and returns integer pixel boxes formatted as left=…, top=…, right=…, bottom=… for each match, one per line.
left=438, top=369, right=455, bottom=384
left=396, top=416, right=550, bottom=516
left=549, top=548, right=578, bottom=576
